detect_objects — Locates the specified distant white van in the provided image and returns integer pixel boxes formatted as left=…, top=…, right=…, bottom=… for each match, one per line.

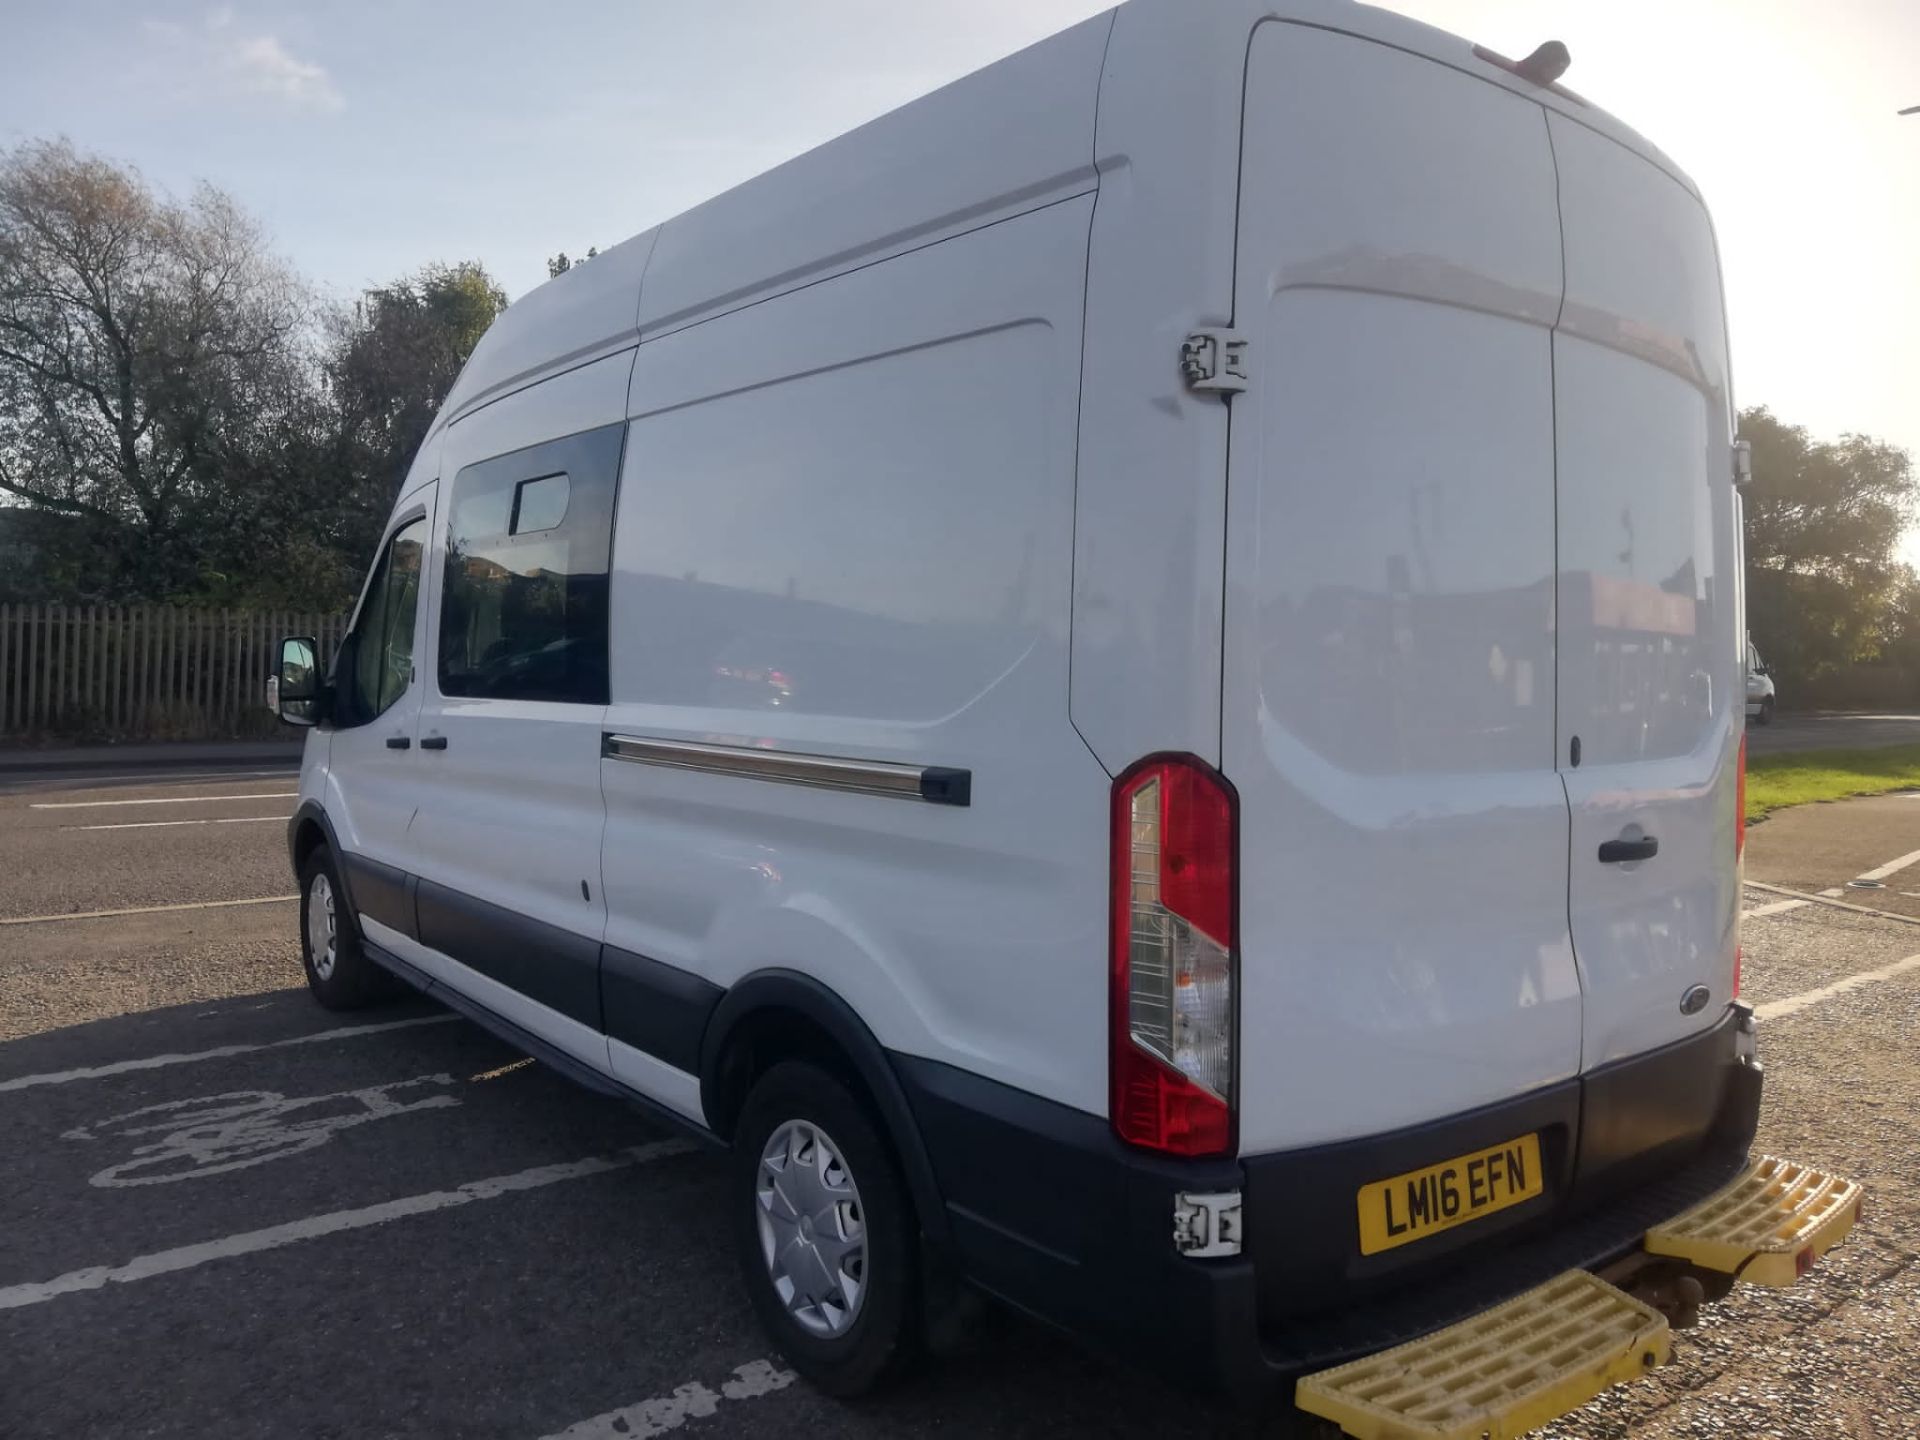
left=274, top=0, right=1858, bottom=1427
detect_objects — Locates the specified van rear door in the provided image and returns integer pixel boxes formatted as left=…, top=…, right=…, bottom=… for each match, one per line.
left=1549, top=115, right=1742, bottom=1069
left=1224, top=23, right=1581, bottom=1154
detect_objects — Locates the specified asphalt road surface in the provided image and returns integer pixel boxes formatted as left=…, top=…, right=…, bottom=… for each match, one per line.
left=3, top=771, right=1918, bottom=1438
left=1746, top=711, right=1920, bottom=757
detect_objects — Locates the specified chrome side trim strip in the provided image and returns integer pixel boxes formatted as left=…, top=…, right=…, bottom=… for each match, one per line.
left=601, top=734, right=971, bottom=807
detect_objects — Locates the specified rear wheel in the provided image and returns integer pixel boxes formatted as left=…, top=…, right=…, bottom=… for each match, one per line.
left=1756, top=697, right=1775, bottom=727
left=731, top=1061, right=918, bottom=1396
left=298, top=844, right=391, bottom=1010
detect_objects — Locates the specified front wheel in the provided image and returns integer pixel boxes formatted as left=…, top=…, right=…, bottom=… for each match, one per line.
left=298, top=844, right=391, bottom=1010
left=1756, top=697, right=1775, bottom=727
left=731, top=1062, right=919, bottom=1396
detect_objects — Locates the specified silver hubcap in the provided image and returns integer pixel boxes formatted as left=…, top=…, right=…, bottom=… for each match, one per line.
left=307, top=872, right=337, bottom=981
left=756, top=1120, right=867, bottom=1337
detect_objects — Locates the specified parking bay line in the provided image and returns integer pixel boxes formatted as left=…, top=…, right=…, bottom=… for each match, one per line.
left=0, top=1013, right=463, bottom=1093
left=539, top=1360, right=795, bottom=1440
left=0, top=1013, right=462, bottom=1090
left=0, top=894, right=299, bottom=927
left=1756, top=951, right=1920, bottom=1023
left=0, top=1139, right=695, bottom=1311
left=28, top=792, right=298, bottom=810
left=64, top=815, right=290, bottom=832
left=1742, top=882, right=1920, bottom=928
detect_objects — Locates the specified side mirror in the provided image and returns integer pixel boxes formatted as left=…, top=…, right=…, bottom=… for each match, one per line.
left=274, top=635, right=321, bottom=727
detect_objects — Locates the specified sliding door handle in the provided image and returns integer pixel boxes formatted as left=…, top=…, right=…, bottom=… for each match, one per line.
left=1599, top=836, right=1658, bottom=864
left=420, top=735, right=449, bottom=751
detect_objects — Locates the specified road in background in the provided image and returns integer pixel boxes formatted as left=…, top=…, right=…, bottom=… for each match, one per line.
left=3, top=773, right=1918, bottom=1438
left=0, top=740, right=303, bottom=796
left=1747, top=712, right=1920, bottom=756
left=1744, top=790, right=1920, bottom=922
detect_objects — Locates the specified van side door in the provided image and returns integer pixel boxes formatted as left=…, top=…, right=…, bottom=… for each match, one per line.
left=401, top=416, right=623, bottom=1072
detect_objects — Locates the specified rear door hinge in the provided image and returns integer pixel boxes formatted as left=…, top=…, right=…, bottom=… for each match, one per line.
left=1732, top=438, right=1753, bottom=488
left=1181, top=329, right=1248, bottom=396
left=1173, top=1189, right=1243, bottom=1257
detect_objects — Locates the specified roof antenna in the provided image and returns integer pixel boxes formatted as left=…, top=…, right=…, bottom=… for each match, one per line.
left=1515, top=41, right=1572, bottom=87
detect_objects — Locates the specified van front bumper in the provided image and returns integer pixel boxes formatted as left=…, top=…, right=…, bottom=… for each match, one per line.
left=894, top=1008, right=1761, bottom=1408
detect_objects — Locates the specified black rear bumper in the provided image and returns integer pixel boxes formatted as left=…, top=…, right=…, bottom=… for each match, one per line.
left=895, top=1010, right=1761, bottom=1407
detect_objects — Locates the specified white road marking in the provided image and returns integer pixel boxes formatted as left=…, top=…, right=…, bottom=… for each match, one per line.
left=1756, top=952, right=1920, bottom=1022
left=0, top=894, right=298, bottom=927
left=29, top=792, right=298, bottom=810
left=1855, top=846, right=1920, bottom=884
left=1743, top=898, right=1811, bottom=918
left=66, top=1075, right=461, bottom=1187
left=0, top=1015, right=459, bottom=1093
left=0, top=1139, right=695, bottom=1311
left=539, top=1361, right=796, bottom=1440
left=65, top=814, right=290, bottom=832
left=1743, top=882, right=1920, bottom=927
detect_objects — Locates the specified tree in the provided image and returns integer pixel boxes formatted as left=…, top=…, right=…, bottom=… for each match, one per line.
left=318, top=260, right=507, bottom=581
left=1741, top=405, right=1917, bottom=690
left=545, top=246, right=597, bottom=279
left=0, top=138, right=305, bottom=597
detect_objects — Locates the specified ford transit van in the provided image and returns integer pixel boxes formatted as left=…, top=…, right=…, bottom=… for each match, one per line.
left=275, top=1, right=1859, bottom=1429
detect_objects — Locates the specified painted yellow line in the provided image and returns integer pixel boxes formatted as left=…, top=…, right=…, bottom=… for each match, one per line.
left=29, top=792, right=298, bottom=810
left=0, top=895, right=298, bottom=927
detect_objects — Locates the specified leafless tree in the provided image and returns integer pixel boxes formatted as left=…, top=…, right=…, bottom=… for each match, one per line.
left=0, top=138, right=306, bottom=563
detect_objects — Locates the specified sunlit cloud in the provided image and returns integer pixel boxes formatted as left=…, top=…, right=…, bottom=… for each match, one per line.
left=139, top=11, right=344, bottom=114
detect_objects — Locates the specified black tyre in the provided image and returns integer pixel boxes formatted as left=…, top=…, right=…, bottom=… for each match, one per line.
left=1756, top=697, right=1775, bottom=727
left=732, top=1061, right=919, bottom=1396
left=298, top=844, right=391, bottom=1010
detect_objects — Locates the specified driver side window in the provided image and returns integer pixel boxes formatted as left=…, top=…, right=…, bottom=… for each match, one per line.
left=345, top=517, right=428, bottom=724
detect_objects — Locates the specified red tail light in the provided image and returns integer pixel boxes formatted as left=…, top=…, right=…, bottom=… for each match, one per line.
left=1111, top=755, right=1236, bottom=1157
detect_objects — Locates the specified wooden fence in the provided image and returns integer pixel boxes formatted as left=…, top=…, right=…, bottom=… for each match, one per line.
left=0, top=605, right=347, bottom=741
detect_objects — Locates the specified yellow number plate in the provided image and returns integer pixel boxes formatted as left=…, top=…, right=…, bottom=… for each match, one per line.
left=1357, top=1133, right=1544, bottom=1256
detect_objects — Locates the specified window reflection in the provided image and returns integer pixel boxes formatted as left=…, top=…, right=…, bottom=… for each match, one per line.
left=439, top=426, right=621, bottom=705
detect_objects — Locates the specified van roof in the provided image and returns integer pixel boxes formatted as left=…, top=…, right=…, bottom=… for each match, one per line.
left=435, top=0, right=1701, bottom=433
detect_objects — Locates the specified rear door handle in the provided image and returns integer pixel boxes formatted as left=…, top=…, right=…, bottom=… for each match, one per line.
left=420, top=735, right=449, bottom=751
left=385, top=736, right=411, bottom=750
left=1599, top=836, right=1658, bottom=864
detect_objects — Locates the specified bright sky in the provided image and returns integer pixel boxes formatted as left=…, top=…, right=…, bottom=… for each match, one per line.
left=3, top=1, right=1916, bottom=550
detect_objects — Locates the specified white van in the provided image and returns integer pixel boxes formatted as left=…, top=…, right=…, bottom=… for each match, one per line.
left=274, top=0, right=1859, bottom=1429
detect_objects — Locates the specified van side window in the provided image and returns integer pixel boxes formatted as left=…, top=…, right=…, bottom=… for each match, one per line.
left=342, top=517, right=427, bottom=725
left=439, top=423, right=623, bottom=705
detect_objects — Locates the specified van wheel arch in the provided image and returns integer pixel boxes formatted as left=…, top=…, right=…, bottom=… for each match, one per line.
left=288, top=802, right=362, bottom=926
left=701, top=970, right=952, bottom=1259
left=290, top=815, right=327, bottom=877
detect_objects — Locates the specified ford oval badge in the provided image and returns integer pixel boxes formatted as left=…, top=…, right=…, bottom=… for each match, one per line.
left=1679, top=984, right=1712, bottom=1016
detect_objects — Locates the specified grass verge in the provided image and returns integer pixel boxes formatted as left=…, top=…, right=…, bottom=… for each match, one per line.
left=1747, top=742, right=1920, bottom=821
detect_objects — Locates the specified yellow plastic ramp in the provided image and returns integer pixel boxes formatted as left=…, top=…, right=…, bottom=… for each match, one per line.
left=1644, top=1155, right=1863, bottom=1287
left=1295, top=1270, right=1670, bottom=1440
